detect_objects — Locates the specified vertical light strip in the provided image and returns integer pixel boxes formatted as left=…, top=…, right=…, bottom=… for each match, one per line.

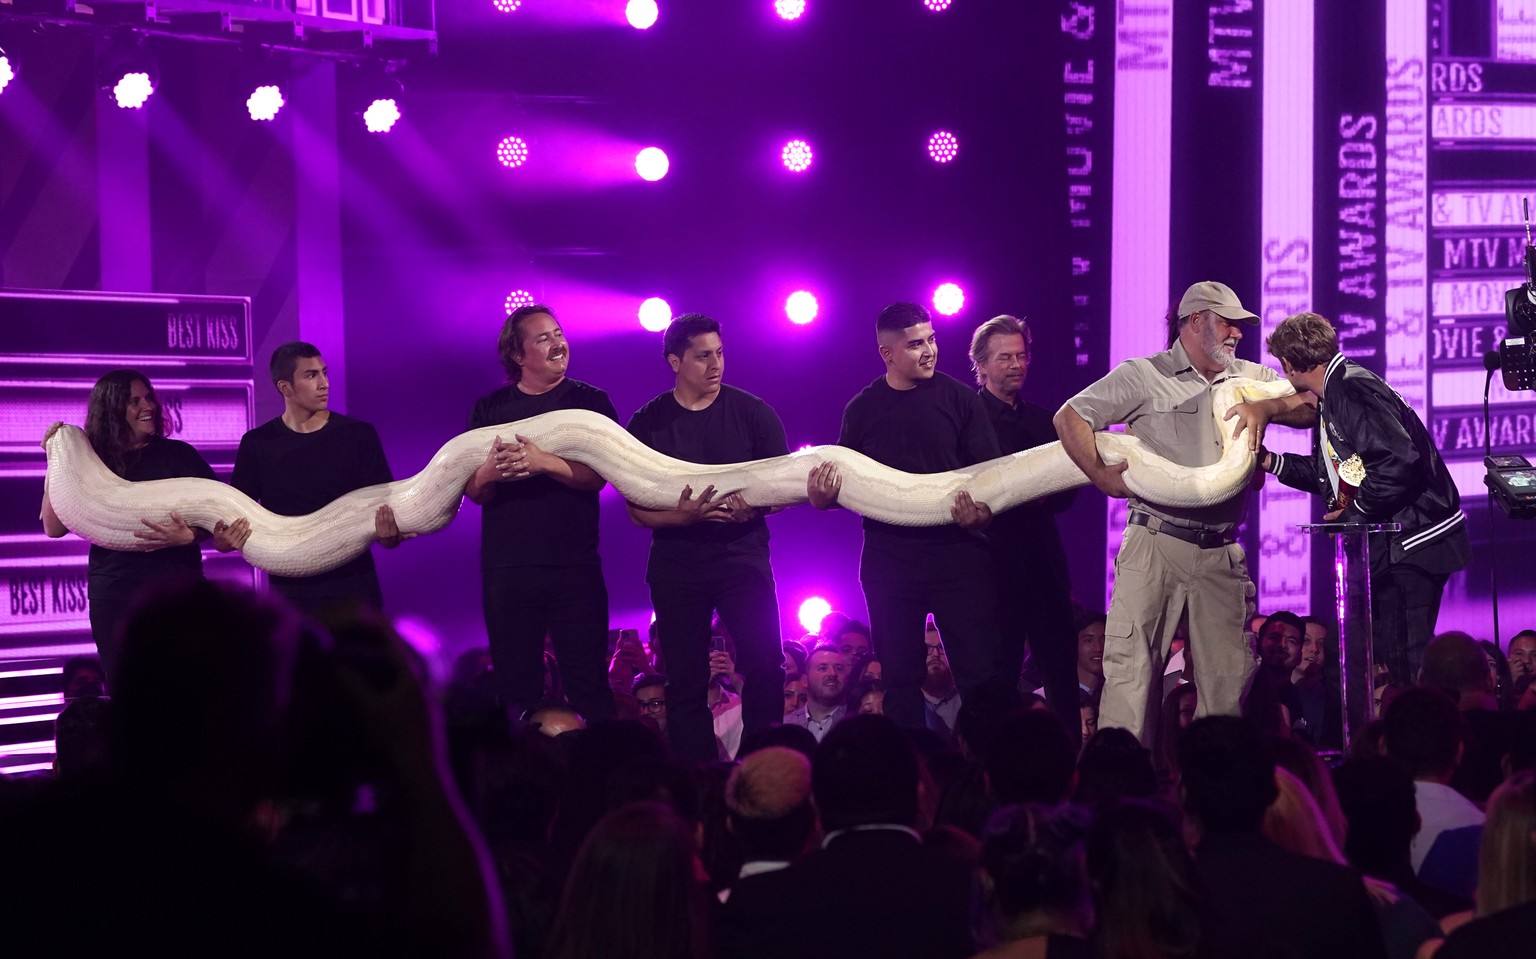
left=292, top=63, right=347, bottom=410
left=1257, top=0, right=1315, bottom=615
left=1385, top=0, right=1428, bottom=419
left=97, top=98, right=152, bottom=291
left=1108, top=3, right=1175, bottom=607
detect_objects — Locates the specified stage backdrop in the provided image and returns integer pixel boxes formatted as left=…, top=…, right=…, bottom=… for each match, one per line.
left=1, top=2, right=1532, bottom=772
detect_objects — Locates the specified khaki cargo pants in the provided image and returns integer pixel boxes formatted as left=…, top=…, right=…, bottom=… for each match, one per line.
left=1099, top=523, right=1257, bottom=746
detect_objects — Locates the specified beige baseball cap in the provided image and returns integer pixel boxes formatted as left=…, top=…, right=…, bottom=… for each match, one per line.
left=1177, top=281, right=1259, bottom=324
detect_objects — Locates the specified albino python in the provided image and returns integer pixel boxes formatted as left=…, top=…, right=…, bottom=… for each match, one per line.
left=42, top=376, right=1296, bottom=576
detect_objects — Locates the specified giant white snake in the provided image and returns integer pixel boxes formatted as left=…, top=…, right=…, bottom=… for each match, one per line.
left=42, top=376, right=1295, bottom=576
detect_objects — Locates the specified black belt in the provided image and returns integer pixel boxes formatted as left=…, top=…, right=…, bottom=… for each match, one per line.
left=1127, top=510, right=1233, bottom=549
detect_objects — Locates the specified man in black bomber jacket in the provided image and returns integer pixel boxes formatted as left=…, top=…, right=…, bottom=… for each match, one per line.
left=1258, top=311, right=1470, bottom=686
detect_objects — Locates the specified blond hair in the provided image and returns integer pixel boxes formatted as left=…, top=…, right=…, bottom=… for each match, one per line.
left=1263, top=766, right=1346, bottom=864
left=1478, top=770, right=1536, bottom=915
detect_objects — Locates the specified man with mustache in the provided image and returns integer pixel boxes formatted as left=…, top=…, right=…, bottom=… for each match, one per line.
left=626, top=313, right=790, bottom=762
left=1053, top=282, right=1311, bottom=746
left=465, top=304, right=619, bottom=724
left=1509, top=630, right=1536, bottom=694
left=809, top=302, right=1003, bottom=732
left=225, top=341, right=401, bottom=614
left=921, top=620, right=960, bottom=741
left=1255, top=609, right=1306, bottom=733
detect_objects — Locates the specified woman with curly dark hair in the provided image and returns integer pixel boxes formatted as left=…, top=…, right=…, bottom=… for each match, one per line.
left=41, top=369, right=225, bottom=676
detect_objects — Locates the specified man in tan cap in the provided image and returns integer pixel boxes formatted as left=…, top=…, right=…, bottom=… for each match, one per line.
left=1052, top=281, right=1315, bottom=745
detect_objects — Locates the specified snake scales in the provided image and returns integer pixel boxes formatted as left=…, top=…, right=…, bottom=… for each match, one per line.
left=42, top=376, right=1295, bottom=576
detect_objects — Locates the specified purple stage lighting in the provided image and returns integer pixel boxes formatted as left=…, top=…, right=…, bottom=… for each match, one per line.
left=932, top=282, right=965, bottom=316
left=626, top=0, right=659, bottom=29
left=497, top=136, right=530, bottom=169
left=775, top=0, right=807, bottom=19
left=0, top=56, right=15, bottom=95
left=638, top=297, right=672, bottom=332
left=781, top=139, right=813, bottom=172
left=363, top=98, right=400, bottom=133
left=504, top=289, right=535, bottom=313
left=927, top=130, right=959, bottom=164
left=785, top=290, right=818, bottom=325
left=635, top=146, right=669, bottom=181
left=246, top=84, right=284, bottom=122
left=923, top=0, right=953, bottom=10
left=112, top=71, right=153, bottom=109
left=491, top=0, right=520, bottom=10
left=798, top=596, right=832, bottom=634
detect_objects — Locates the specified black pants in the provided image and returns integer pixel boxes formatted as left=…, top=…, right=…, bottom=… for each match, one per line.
left=88, top=575, right=148, bottom=682
left=483, top=564, right=615, bottom=723
left=996, top=546, right=1079, bottom=736
left=650, top=565, right=783, bottom=763
left=270, top=559, right=384, bottom=618
left=89, top=566, right=203, bottom=682
left=863, top=570, right=1003, bottom=732
left=1372, top=561, right=1449, bottom=686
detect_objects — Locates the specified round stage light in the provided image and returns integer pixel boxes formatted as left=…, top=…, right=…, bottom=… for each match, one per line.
left=927, top=130, right=959, bottom=164
left=504, top=289, right=536, bottom=314
left=491, top=0, right=520, bottom=10
left=112, top=71, right=153, bottom=109
left=247, top=84, right=285, bottom=122
left=639, top=297, right=673, bottom=332
left=798, top=596, right=832, bottom=635
left=775, top=0, right=807, bottom=19
left=924, top=0, right=954, bottom=10
left=781, top=138, right=813, bottom=173
left=626, top=0, right=659, bottom=29
left=363, top=98, right=400, bottom=133
left=786, top=291, right=819, bottom=325
left=0, top=56, right=13, bottom=95
left=497, top=136, right=530, bottom=169
left=932, top=282, right=965, bottom=316
left=635, top=146, right=670, bottom=181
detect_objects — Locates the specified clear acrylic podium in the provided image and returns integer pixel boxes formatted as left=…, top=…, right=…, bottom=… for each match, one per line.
left=1297, top=521, right=1402, bottom=746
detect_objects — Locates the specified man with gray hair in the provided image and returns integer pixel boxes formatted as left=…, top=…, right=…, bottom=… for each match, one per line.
left=1054, top=282, right=1314, bottom=745
left=970, top=314, right=1077, bottom=730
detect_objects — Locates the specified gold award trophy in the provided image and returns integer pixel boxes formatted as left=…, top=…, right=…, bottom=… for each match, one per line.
left=1333, top=454, right=1366, bottom=513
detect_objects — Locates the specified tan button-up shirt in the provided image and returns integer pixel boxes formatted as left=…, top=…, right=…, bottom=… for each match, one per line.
left=1066, top=339, right=1279, bottom=530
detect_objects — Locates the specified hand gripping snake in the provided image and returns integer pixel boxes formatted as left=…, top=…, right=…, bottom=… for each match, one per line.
left=41, top=377, right=1296, bottom=576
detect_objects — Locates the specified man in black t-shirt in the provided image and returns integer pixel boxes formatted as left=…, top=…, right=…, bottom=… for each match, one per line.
left=626, top=314, right=789, bottom=762
left=465, top=304, right=618, bottom=723
left=968, top=314, right=1079, bottom=733
left=224, top=342, right=401, bottom=614
left=808, top=302, right=1003, bottom=731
